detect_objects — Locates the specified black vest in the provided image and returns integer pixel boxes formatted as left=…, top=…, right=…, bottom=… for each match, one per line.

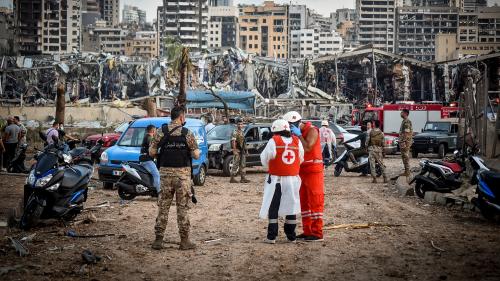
left=158, top=125, right=191, bottom=168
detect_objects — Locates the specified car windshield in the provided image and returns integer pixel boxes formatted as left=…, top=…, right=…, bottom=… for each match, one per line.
left=424, top=123, right=450, bottom=131
left=207, top=125, right=235, bottom=140
left=118, top=127, right=146, bottom=147
left=115, top=122, right=129, bottom=133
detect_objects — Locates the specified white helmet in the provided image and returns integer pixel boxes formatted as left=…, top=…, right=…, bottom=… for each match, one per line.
left=283, top=111, right=302, bottom=123
left=271, top=119, right=290, bottom=132
left=321, top=120, right=329, bottom=126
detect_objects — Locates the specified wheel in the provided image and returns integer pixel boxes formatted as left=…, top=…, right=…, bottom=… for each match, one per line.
left=222, top=155, right=236, bottom=177
left=412, top=150, right=418, bottom=158
left=103, top=182, right=114, bottom=190
left=193, top=165, right=206, bottom=186
left=118, top=188, right=137, bottom=200
left=334, top=164, right=343, bottom=177
left=20, top=195, right=44, bottom=230
left=477, top=194, right=496, bottom=221
left=414, top=181, right=427, bottom=199
left=438, top=144, right=446, bottom=159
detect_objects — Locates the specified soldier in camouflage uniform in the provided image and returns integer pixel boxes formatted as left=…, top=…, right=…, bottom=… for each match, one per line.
left=366, top=120, right=387, bottom=183
left=399, top=109, right=413, bottom=177
left=230, top=119, right=250, bottom=183
left=149, top=107, right=200, bottom=250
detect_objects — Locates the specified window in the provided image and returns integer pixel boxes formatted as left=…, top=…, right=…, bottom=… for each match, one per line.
left=260, top=127, right=271, bottom=141
left=245, top=128, right=259, bottom=142
left=249, top=35, right=253, bottom=40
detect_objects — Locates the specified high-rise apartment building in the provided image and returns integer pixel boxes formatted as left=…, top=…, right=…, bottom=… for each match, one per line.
left=238, top=1, right=288, bottom=58
left=122, top=5, right=146, bottom=25
left=99, top=0, right=119, bottom=27
left=82, top=20, right=126, bottom=55
left=207, top=5, right=238, bottom=48
left=157, top=0, right=208, bottom=53
left=330, top=8, right=357, bottom=29
left=396, top=6, right=458, bottom=61
left=15, top=0, right=43, bottom=54
left=308, top=11, right=333, bottom=33
left=125, top=31, right=158, bottom=58
left=290, top=28, right=343, bottom=58
left=356, top=0, right=397, bottom=52
left=82, top=0, right=101, bottom=27
left=209, top=0, right=233, bottom=6
left=289, top=5, right=308, bottom=31
left=461, top=0, right=487, bottom=12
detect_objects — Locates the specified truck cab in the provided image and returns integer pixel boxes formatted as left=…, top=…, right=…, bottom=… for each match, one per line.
left=412, top=121, right=458, bottom=159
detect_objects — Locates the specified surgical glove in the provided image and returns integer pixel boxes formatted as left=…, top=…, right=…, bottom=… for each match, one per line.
left=291, top=125, right=302, bottom=137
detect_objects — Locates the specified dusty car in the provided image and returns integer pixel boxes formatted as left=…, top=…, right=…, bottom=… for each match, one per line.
left=207, top=123, right=272, bottom=176
left=339, top=124, right=399, bottom=155
left=83, top=122, right=129, bottom=160
left=412, top=121, right=458, bottom=159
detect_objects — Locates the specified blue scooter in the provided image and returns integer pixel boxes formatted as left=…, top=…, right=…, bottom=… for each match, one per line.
left=470, top=155, right=500, bottom=221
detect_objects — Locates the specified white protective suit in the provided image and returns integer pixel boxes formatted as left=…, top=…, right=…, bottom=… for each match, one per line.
left=259, top=136, right=304, bottom=219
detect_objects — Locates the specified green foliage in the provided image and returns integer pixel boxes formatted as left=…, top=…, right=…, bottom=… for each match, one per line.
left=164, top=36, right=192, bottom=72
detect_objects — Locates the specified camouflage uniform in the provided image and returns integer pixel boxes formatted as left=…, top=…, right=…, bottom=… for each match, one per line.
left=230, top=128, right=247, bottom=180
left=399, top=118, right=413, bottom=175
left=149, top=120, right=199, bottom=248
left=367, top=128, right=386, bottom=182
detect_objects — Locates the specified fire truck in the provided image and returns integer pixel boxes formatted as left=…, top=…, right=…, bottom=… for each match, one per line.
left=352, top=102, right=460, bottom=137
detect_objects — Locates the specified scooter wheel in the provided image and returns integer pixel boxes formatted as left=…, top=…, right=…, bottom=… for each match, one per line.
left=20, top=195, right=44, bottom=230
left=477, top=195, right=497, bottom=221
left=334, top=164, right=343, bottom=177
left=414, top=181, right=426, bottom=199
left=118, top=188, right=137, bottom=201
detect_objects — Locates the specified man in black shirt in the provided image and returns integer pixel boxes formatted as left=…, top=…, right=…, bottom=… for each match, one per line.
left=141, top=125, right=161, bottom=195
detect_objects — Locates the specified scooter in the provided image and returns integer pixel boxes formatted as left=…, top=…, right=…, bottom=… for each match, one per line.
left=115, top=162, right=158, bottom=200
left=7, top=143, right=29, bottom=173
left=333, top=142, right=382, bottom=177
left=469, top=155, right=500, bottom=221
left=410, top=151, right=465, bottom=198
left=20, top=136, right=93, bottom=230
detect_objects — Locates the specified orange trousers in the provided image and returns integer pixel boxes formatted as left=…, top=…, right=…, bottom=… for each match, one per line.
left=299, top=170, right=325, bottom=238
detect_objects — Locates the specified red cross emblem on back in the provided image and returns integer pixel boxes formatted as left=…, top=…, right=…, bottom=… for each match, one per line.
left=282, top=149, right=296, bottom=165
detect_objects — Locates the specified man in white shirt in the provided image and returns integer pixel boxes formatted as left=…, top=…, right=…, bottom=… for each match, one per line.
left=319, top=120, right=336, bottom=164
left=259, top=119, right=304, bottom=244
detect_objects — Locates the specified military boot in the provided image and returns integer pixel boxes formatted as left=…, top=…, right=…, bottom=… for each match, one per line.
left=372, top=177, right=377, bottom=183
left=151, top=235, right=164, bottom=250
left=179, top=235, right=196, bottom=250
left=230, top=176, right=239, bottom=183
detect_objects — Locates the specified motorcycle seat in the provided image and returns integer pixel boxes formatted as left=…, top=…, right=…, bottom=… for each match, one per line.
left=480, top=171, right=500, bottom=190
left=435, top=161, right=463, bottom=173
left=70, top=147, right=89, bottom=158
left=61, top=166, right=92, bottom=187
left=128, top=162, right=151, bottom=175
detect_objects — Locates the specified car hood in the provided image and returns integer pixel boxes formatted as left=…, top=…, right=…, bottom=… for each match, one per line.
left=105, top=145, right=141, bottom=162
left=86, top=133, right=121, bottom=141
left=414, top=132, right=446, bottom=138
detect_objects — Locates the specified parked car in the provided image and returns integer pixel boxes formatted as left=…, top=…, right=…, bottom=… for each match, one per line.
left=98, top=117, right=209, bottom=189
left=305, top=120, right=359, bottom=147
left=83, top=122, right=129, bottom=160
left=207, top=123, right=272, bottom=176
left=412, top=121, right=458, bottom=159
left=339, top=125, right=399, bottom=155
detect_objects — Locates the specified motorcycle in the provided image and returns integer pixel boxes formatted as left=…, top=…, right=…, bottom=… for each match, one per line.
left=39, top=131, right=95, bottom=165
left=116, top=162, right=198, bottom=203
left=7, top=143, right=29, bottom=174
left=470, top=155, right=500, bottom=221
left=333, top=142, right=382, bottom=177
left=20, top=136, right=93, bottom=230
left=410, top=151, right=465, bottom=198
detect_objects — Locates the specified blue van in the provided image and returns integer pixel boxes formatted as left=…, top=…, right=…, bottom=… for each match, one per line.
left=98, top=117, right=209, bottom=188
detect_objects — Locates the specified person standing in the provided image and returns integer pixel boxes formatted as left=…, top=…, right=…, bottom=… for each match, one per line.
left=13, top=116, right=27, bottom=146
left=3, top=117, right=20, bottom=168
left=399, top=109, right=413, bottom=177
left=0, top=132, right=5, bottom=171
left=45, top=122, right=60, bottom=146
left=319, top=120, right=336, bottom=163
left=204, top=116, right=215, bottom=133
left=149, top=106, right=200, bottom=250
left=366, top=120, right=387, bottom=183
left=140, top=125, right=161, bottom=196
left=259, top=119, right=304, bottom=244
left=283, top=111, right=324, bottom=242
left=230, top=119, right=250, bottom=183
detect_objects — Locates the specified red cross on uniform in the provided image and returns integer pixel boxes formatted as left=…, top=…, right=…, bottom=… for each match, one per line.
left=282, top=149, right=296, bottom=165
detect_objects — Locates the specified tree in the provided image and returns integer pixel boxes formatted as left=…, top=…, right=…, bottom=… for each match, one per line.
left=142, top=97, right=157, bottom=117
left=55, top=83, right=65, bottom=124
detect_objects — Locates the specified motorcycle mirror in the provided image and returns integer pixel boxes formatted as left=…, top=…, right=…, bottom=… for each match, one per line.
left=453, top=150, right=459, bottom=157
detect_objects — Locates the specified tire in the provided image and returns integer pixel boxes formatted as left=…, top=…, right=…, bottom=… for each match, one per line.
left=477, top=194, right=496, bottom=221
left=118, top=188, right=137, bottom=200
left=193, top=165, right=206, bottom=186
left=412, top=150, right=418, bottom=158
left=20, top=195, right=44, bottom=230
left=438, top=144, right=446, bottom=159
left=334, top=164, right=343, bottom=177
left=222, top=155, right=236, bottom=177
left=414, top=181, right=427, bottom=199
left=103, top=182, right=114, bottom=190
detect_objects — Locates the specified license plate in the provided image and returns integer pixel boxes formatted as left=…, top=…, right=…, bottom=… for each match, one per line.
left=113, top=170, right=122, bottom=176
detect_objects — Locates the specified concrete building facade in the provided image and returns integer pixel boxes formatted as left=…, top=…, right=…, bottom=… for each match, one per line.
left=290, top=28, right=343, bottom=59
left=238, top=1, right=288, bottom=59
left=331, top=8, right=357, bottom=29
left=125, top=31, right=158, bottom=58
left=122, top=5, right=146, bottom=26
left=82, top=0, right=101, bottom=27
left=99, top=0, right=119, bottom=27
left=82, top=22, right=126, bottom=55
left=157, top=0, right=208, bottom=53
left=15, top=0, right=43, bottom=55
left=207, top=5, right=238, bottom=48
left=357, top=0, right=397, bottom=52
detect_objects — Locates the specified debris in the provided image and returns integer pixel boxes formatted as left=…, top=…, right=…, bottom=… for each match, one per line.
left=86, top=201, right=111, bottom=210
left=431, top=240, right=445, bottom=252
left=0, top=265, right=23, bottom=276
left=66, top=229, right=116, bottom=238
left=204, top=238, right=224, bottom=243
left=48, top=246, right=59, bottom=252
left=81, top=249, right=102, bottom=264
left=7, top=237, right=29, bottom=257
left=323, top=222, right=407, bottom=231
left=20, top=233, right=36, bottom=243
left=0, top=221, right=7, bottom=227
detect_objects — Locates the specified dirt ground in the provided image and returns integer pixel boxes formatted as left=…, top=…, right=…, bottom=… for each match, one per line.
left=1, top=156, right=499, bottom=281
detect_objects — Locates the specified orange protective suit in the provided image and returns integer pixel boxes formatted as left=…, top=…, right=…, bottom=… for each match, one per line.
left=299, top=122, right=325, bottom=239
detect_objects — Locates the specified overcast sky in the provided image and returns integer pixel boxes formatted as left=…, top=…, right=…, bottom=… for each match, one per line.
left=122, top=0, right=500, bottom=22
